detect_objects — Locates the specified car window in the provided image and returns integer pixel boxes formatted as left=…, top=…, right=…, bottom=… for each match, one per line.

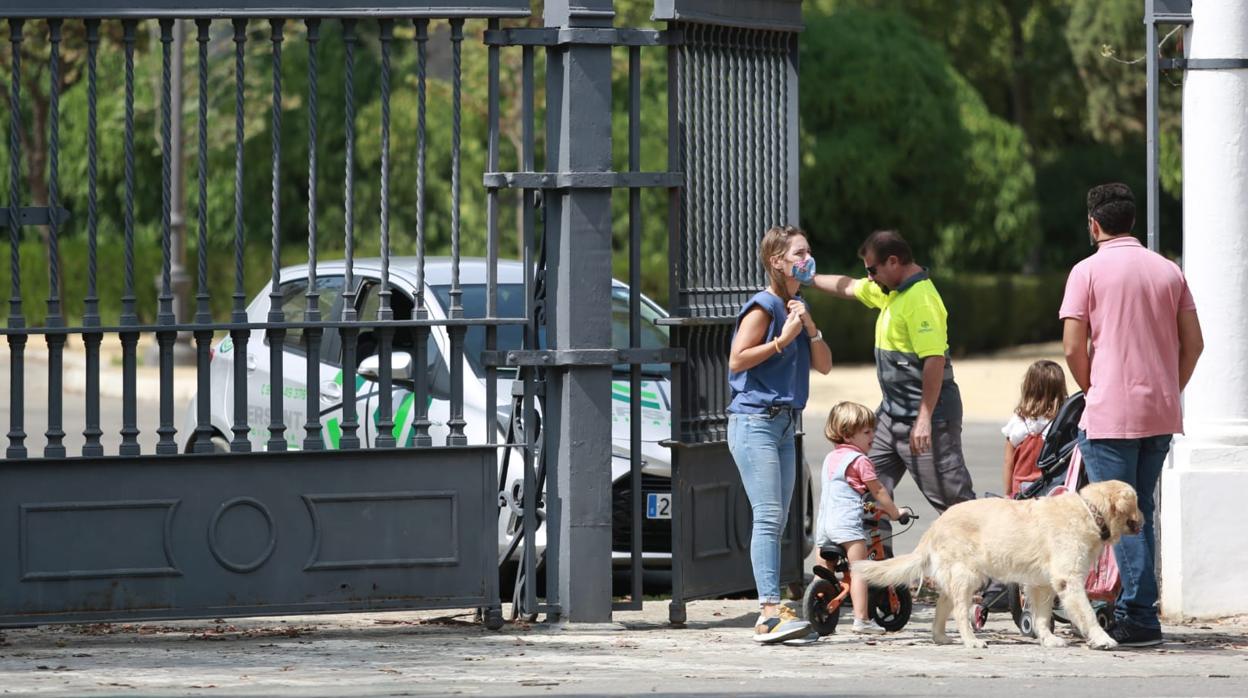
left=429, top=284, right=529, bottom=378
left=270, top=275, right=346, bottom=363
left=429, top=283, right=670, bottom=379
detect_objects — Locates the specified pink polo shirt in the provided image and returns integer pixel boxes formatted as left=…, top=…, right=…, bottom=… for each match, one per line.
left=1059, top=236, right=1197, bottom=439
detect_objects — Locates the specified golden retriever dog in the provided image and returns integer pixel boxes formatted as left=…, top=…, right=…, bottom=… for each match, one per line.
left=852, top=480, right=1142, bottom=650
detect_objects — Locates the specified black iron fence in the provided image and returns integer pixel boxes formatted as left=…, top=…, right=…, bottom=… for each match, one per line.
left=0, top=0, right=803, bottom=627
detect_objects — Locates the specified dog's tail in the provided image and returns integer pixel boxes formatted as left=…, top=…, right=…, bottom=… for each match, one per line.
left=851, top=543, right=929, bottom=589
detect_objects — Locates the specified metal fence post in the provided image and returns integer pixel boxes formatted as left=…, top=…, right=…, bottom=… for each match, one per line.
left=543, top=0, right=617, bottom=623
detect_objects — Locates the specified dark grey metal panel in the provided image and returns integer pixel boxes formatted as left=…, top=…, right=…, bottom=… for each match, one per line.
left=0, top=1, right=531, bottom=18
left=1146, top=0, right=1192, bottom=23
left=669, top=443, right=802, bottom=607
left=545, top=0, right=615, bottom=26
left=0, top=448, right=499, bottom=626
left=653, top=0, right=803, bottom=31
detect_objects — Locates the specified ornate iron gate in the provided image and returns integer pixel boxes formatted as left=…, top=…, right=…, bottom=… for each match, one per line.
left=660, top=1, right=807, bottom=624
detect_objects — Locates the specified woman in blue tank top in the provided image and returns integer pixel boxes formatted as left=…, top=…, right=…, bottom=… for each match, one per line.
left=727, top=225, right=832, bottom=643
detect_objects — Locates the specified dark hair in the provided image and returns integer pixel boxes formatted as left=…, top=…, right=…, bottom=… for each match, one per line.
left=1087, top=183, right=1136, bottom=235
left=857, top=229, right=913, bottom=265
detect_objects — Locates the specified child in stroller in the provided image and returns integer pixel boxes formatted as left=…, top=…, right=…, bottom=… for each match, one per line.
left=973, top=391, right=1120, bottom=635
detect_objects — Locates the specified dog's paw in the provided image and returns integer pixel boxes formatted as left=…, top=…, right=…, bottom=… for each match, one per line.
left=962, top=637, right=988, bottom=650
left=1088, top=634, right=1118, bottom=651
left=1040, top=634, right=1068, bottom=648
left=933, top=633, right=954, bottom=646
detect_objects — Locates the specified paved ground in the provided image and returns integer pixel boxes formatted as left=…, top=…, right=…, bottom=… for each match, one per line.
left=6, top=340, right=1247, bottom=696
left=2, top=601, right=1246, bottom=696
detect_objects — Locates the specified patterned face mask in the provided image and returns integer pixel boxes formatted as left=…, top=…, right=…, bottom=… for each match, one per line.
left=793, top=256, right=817, bottom=285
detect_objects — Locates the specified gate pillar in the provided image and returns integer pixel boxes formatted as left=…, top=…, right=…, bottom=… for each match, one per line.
left=543, top=0, right=618, bottom=623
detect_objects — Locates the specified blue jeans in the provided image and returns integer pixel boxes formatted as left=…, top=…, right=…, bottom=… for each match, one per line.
left=1077, top=431, right=1172, bottom=630
left=727, top=411, right=796, bottom=605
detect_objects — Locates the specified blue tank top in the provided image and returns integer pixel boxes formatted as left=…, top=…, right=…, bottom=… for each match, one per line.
left=727, top=290, right=812, bottom=414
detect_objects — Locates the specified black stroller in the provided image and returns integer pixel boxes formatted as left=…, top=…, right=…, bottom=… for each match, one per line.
left=972, top=392, right=1116, bottom=636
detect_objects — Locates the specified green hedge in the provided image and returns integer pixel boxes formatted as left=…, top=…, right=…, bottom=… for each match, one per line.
left=0, top=236, right=281, bottom=327
left=804, top=272, right=1068, bottom=363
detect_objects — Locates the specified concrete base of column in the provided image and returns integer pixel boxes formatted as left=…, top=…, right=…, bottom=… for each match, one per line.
left=1160, top=429, right=1248, bottom=620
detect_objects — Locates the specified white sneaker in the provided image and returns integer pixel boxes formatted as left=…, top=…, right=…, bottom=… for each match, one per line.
left=851, top=619, right=886, bottom=635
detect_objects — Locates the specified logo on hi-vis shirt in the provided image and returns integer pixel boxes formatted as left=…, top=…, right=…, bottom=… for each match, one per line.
left=918, top=320, right=933, bottom=333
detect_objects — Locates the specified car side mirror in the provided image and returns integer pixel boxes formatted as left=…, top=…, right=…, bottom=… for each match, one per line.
left=357, top=351, right=415, bottom=381
left=358, top=349, right=452, bottom=400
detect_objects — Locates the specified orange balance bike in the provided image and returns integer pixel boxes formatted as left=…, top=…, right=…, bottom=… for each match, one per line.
left=802, top=504, right=918, bottom=636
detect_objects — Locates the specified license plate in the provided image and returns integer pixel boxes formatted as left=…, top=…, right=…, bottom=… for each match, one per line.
left=646, top=492, right=672, bottom=520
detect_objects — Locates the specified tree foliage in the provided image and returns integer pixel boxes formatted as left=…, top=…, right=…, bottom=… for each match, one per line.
left=799, top=8, right=1038, bottom=272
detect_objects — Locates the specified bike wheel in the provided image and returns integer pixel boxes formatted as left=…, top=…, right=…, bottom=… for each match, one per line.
left=870, top=585, right=912, bottom=631
left=802, top=578, right=842, bottom=636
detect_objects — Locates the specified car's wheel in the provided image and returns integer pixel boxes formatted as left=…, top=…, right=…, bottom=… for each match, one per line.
left=187, top=433, right=231, bottom=454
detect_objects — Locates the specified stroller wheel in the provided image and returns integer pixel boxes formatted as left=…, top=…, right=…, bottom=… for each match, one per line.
left=971, top=603, right=988, bottom=631
left=802, top=578, right=842, bottom=636
left=1095, top=605, right=1114, bottom=630
left=1018, top=608, right=1037, bottom=638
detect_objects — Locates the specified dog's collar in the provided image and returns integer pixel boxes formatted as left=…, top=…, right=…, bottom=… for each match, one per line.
left=1078, top=494, right=1111, bottom=542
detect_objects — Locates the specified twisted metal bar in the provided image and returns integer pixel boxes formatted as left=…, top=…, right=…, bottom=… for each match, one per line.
left=232, top=19, right=248, bottom=324
left=375, top=19, right=396, bottom=448
left=414, top=18, right=428, bottom=316
left=266, top=18, right=287, bottom=452
left=449, top=18, right=464, bottom=319
left=158, top=19, right=174, bottom=325
left=446, top=18, right=466, bottom=446
left=155, top=19, right=177, bottom=454
left=82, top=18, right=103, bottom=457
left=303, top=18, right=323, bottom=451
left=342, top=19, right=357, bottom=322
left=411, top=17, right=431, bottom=447
left=230, top=18, right=251, bottom=453
left=46, top=19, right=62, bottom=327
left=44, top=19, right=66, bottom=458
left=8, top=19, right=23, bottom=330
left=119, top=19, right=140, bottom=456
left=306, top=18, right=320, bottom=308
left=378, top=19, right=392, bottom=322
left=192, top=18, right=214, bottom=454
left=85, top=20, right=100, bottom=326
left=339, top=18, right=360, bottom=450
left=269, top=18, right=285, bottom=314
left=195, top=19, right=210, bottom=324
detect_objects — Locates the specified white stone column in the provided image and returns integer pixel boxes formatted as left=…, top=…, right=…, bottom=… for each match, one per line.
left=1162, top=0, right=1248, bottom=620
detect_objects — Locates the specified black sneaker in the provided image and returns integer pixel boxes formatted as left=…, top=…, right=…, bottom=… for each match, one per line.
left=1107, top=620, right=1163, bottom=647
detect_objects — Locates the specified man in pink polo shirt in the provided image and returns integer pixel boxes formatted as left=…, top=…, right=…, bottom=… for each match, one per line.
left=1060, top=182, right=1204, bottom=648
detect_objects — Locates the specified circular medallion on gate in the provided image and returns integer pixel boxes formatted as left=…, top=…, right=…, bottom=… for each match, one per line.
left=208, top=497, right=277, bottom=573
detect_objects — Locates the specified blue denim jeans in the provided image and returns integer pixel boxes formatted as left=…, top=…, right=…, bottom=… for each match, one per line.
left=727, top=411, right=797, bottom=605
left=1077, top=431, right=1172, bottom=630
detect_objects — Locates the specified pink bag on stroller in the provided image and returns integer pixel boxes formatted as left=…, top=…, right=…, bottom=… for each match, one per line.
left=1050, top=447, right=1120, bottom=600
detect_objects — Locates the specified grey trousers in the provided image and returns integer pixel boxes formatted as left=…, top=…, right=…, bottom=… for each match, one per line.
left=868, top=407, right=976, bottom=538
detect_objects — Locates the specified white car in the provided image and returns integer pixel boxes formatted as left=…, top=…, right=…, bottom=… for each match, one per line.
left=181, top=258, right=677, bottom=568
